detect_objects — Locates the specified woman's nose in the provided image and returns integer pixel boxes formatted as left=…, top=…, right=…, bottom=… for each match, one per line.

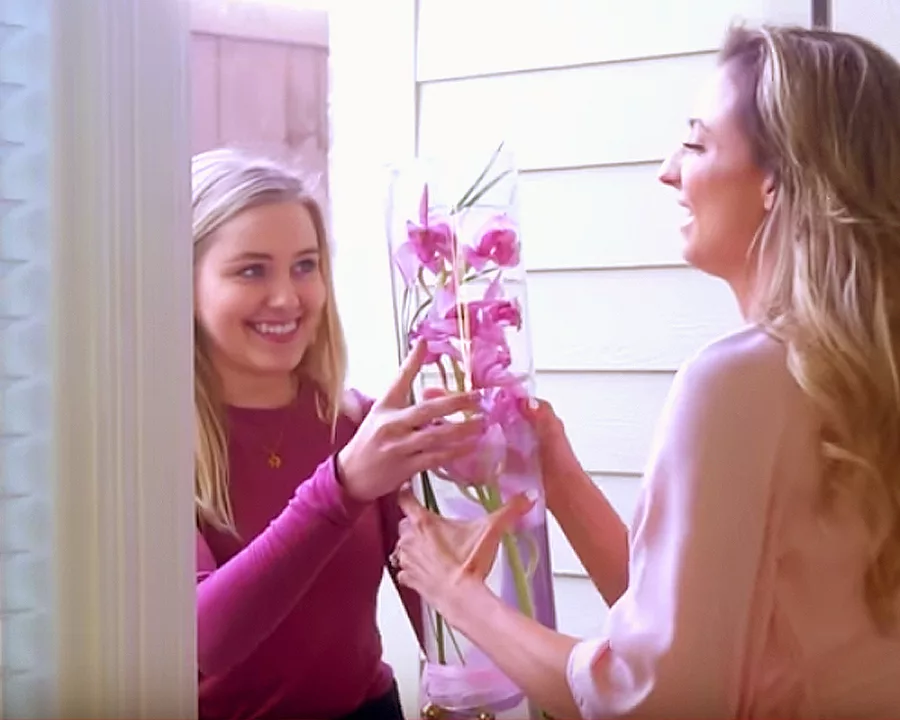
left=267, top=276, right=301, bottom=310
left=657, top=151, right=682, bottom=189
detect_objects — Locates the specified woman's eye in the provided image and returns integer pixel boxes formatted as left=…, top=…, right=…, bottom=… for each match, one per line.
left=293, top=258, right=319, bottom=275
left=682, top=142, right=705, bottom=152
left=238, top=264, right=265, bottom=279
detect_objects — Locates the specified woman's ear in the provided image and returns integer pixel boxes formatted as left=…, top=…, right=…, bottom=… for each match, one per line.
left=762, top=173, right=777, bottom=212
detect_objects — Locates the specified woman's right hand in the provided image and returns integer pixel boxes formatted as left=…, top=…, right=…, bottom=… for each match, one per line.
left=336, top=340, right=485, bottom=503
left=521, top=397, right=586, bottom=503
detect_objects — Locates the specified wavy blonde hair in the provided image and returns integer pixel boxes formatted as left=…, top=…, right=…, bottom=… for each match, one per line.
left=192, top=148, right=347, bottom=533
left=721, top=25, right=900, bottom=630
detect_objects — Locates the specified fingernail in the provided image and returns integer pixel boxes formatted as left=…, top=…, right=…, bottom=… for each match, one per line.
left=527, top=397, right=540, bottom=411
left=524, top=489, right=540, bottom=503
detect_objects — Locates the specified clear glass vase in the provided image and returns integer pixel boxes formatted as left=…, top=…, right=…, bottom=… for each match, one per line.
left=384, top=145, right=558, bottom=720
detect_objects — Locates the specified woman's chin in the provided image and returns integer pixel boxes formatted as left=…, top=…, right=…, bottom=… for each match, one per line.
left=681, top=235, right=701, bottom=267
left=245, top=347, right=308, bottom=377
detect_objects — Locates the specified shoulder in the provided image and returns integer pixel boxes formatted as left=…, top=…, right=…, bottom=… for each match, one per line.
left=657, top=325, right=807, bottom=455
left=340, top=387, right=375, bottom=426
left=643, top=326, right=802, bottom=511
left=674, top=324, right=794, bottom=403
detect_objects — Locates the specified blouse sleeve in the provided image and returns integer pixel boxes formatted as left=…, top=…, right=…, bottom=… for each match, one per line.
left=566, top=332, right=790, bottom=718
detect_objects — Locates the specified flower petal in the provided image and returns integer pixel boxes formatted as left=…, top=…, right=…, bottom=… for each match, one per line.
left=395, top=242, right=421, bottom=285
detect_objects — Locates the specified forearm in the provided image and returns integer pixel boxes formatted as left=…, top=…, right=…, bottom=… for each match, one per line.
left=443, top=578, right=582, bottom=719
left=197, top=456, right=366, bottom=675
left=548, top=469, right=629, bottom=606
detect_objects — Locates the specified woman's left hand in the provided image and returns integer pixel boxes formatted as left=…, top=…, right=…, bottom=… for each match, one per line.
left=392, top=487, right=535, bottom=613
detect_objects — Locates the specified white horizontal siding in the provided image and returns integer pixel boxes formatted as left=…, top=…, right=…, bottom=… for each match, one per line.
left=418, top=53, right=716, bottom=170
left=519, top=163, right=687, bottom=270
left=416, top=0, right=810, bottom=81
left=548, top=473, right=642, bottom=576
left=552, top=574, right=608, bottom=638
left=528, top=269, right=743, bottom=371
left=535, top=372, right=672, bottom=475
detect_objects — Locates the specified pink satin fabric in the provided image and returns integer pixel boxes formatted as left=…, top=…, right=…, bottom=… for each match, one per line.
left=566, top=326, right=900, bottom=718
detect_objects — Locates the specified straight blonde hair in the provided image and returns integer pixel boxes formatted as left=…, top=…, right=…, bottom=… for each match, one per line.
left=192, top=148, right=347, bottom=533
left=722, top=25, right=900, bottom=630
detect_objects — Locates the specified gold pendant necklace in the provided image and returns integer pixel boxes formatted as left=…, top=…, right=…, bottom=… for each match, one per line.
left=239, top=385, right=300, bottom=471
left=262, top=393, right=300, bottom=469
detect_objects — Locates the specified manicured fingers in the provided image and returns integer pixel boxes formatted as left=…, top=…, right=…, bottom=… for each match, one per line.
left=491, top=493, right=535, bottom=531
left=398, top=415, right=484, bottom=455
left=519, top=395, right=548, bottom=420
left=421, top=387, right=449, bottom=401
left=409, top=441, right=481, bottom=476
left=463, top=494, right=535, bottom=566
left=401, top=390, right=482, bottom=428
left=382, top=340, right=428, bottom=407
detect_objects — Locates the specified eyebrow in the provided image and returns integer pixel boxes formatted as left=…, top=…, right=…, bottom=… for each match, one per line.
left=228, top=248, right=319, bottom=262
left=687, top=117, right=709, bottom=131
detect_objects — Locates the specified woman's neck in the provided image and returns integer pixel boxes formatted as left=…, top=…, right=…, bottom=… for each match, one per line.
left=219, top=370, right=299, bottom=409
left=727, top=262, right=764, bottom=323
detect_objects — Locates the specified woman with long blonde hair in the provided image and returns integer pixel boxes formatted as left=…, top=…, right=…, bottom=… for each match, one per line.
left=391, top=24, right=900, bottom=718
left=191, top=148, right=483, bottom=720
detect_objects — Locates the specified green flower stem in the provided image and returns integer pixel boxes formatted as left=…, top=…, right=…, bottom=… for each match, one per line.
left=419, top=470, right=440, bottom=513
left=429, top=607, right=446, bottom=666
left=417, top=267, right=433, bottom=299
left=436, top=360, right=450, bottom=390
left=454, top=141, right=507, bottom=210
left=420, top=472, right=467, bottom=665
left=451, top=356, right=468, bottom=392
left=475, top=486, right=535, bottom=621
left=501, top=533, right=536, bottom=619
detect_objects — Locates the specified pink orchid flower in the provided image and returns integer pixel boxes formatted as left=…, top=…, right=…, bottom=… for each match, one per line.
left=445, top=275, right=522, bottom=343
left=440, top=422, right=508, bottom=487
left=409, top=287, right=463, bottom=364
left=447, top=298, right=522, bottom=343
left=413, top=277, right=522, bottom=370
left=440, top=385, right=538, bottom=487
left=463, top=214, right=521, bottom=271
left=485, top=385, right=537, bottom=467
left=469, top=335, right=515, bottom=389
left=394, top=185, right=455, bottom=284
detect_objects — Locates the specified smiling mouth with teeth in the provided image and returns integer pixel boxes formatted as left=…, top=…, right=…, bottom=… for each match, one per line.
left=250, top=320, right=300, bottom=338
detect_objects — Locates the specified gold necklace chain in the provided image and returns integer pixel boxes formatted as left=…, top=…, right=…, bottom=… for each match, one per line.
left=236, top=394, right=299, bottom=470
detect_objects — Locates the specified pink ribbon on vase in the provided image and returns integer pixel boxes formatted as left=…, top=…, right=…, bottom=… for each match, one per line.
left=421, top=655, right=524, bottom=715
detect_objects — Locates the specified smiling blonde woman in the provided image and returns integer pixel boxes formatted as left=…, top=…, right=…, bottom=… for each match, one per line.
left=190, top=148, right=486, bottom=720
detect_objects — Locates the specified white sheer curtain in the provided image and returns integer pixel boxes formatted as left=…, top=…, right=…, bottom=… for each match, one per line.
left=1, top=0, right=196, bottom=717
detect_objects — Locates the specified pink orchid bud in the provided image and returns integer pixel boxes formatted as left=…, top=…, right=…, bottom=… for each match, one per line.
left=483, top=299, right=522, bottom=330
left=464, top=216, right=521, bottom=271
